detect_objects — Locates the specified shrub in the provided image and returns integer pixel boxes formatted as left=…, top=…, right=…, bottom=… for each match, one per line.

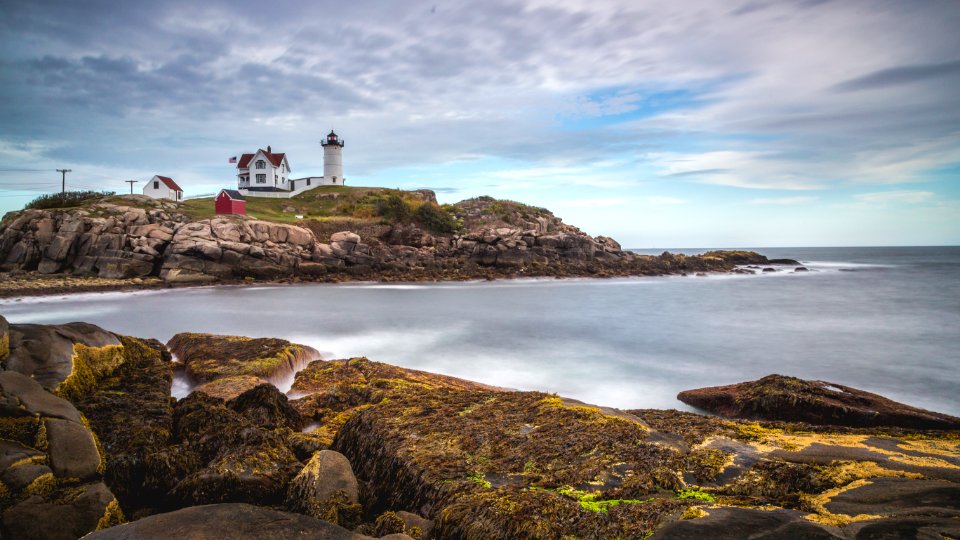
left=375, top=192, right=413, bottom=223
left=25, top=190, right=114, bottom=210
left=414, top=202, right=457, bottom=234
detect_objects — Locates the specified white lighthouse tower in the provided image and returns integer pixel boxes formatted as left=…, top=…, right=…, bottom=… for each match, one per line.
left=321, top=130, right=344, bottom=184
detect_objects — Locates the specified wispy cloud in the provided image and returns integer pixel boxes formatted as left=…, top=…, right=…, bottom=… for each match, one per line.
left=855, top=190, right=936, bottom=204
left=832, top=59, right=960, bottom=92
left=749, top=196, right=818, bottom=205
left=552, top=197, right=632, bottom=209
left=645, top=196, right=686, bottom=205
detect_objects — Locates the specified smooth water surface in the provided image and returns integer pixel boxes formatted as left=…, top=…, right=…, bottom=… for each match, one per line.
left=3, top=246, right=958, bottom=415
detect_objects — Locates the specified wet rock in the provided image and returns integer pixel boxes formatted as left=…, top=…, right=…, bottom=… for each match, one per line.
left=0, top=370, right=122, bottom=539
left=2, top=482, right=120, bottom=540
left=0, top=370, right=82, bottom=422
left=677, top=374, right=960, bottom=429
left=795, top=266, right=809, bottom=272
left=194, top=374, right=264, bottom=400
left=70, top=336, right=174, bottom=515
left=333, top=388, right=683, bottom=538
left=227, top=383, right=303, bottom=431
left=653, top=507, right=841, bottom=539
left=289, top=357, right=500, bottom=445
left=168, top=391, right=301, bottom=506
left=84, top=503, right=372, bottom=539
left=0, top=314, right=8, bottom=361
left=4, top=321, right=120, bottom=391
left=823, top=477, right=960, bottom=516
left=166, top=332, right=319, bottom=389
left=286, top=449, right=361, bottom=526
left=45, top=417, right=102, bottom=480
left=395, top=511, right=434, bottom=538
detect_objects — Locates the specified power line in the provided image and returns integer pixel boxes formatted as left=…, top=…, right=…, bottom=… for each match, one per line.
left=0, top=168, right=54, bottom=172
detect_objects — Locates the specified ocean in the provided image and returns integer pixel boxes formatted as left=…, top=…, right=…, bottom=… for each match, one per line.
left=3, top=246, right=958, bottom=416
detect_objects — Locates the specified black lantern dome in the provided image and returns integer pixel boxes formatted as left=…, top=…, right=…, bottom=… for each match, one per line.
left=321, top=130, right=344, bottom=147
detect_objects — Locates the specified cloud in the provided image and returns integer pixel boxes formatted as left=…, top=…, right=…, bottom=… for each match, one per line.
left=553, top=197, right=632, bottom=209
left=0, top=0, right=958, bottom=248
left=855, top=191, right=936, bottom=204
left=749, top=196, right=818, bottom=205
left=645, top=196, right=686, bottom=205
left=832, top=60, right=960, bottom=92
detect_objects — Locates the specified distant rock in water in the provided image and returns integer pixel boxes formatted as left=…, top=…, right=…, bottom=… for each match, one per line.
left=677, top=374, right=960, bottom=430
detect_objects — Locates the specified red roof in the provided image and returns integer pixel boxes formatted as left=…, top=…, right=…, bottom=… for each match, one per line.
left=237, top=149, right=287, bottom=169
left=155, top=175, right=183, bottom=192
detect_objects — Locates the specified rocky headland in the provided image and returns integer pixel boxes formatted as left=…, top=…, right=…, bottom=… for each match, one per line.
left=1, top=315, right=958, bottom=539
left=0, top=191, right=796, bottom=297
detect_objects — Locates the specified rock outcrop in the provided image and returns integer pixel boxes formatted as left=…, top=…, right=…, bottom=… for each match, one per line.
left=0, top=371, right=122, bottom=540
left=677, top=374, right=960, bottom=430
left=286, top=449, right=362, bottom=527
left=0, top=194, right=782, bottom=291
left=166, top=333, right=319, bottom=396
left=4, top=320, right=121, bottom=393
left=9, top=319, right=956, bottom=539
left=290, top=357, right=501, bottom=445
left=84, top=503, right=373, bottom=540
left=160, top=218, right=319, bottom=283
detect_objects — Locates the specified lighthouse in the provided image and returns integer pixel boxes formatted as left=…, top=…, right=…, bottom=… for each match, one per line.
left=321, top=130, right=344, bottom=184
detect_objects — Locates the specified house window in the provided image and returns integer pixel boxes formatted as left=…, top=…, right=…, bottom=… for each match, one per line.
left=256, top=174, right=266, bottom=183
left=256, top=160, right=265, bottom=169
left=153, top=181, right=159, bottom=189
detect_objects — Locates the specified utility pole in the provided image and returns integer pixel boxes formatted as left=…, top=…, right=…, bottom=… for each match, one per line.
left=56, top=169, right=72, bottom=193
left=125, top=180, right=137, bottom=194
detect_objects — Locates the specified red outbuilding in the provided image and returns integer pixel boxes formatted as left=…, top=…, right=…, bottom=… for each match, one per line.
left=215, top=189, right=246, bottom=215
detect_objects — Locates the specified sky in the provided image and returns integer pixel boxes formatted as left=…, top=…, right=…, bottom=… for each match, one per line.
left=0, top=0, right=958, bottom=247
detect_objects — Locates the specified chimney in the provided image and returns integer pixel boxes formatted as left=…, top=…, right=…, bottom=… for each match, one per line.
left=267, top=145, right=272, bottom=153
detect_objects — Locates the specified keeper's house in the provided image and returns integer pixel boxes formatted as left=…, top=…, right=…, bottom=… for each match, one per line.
left=233, top=132, right=345, bottom=199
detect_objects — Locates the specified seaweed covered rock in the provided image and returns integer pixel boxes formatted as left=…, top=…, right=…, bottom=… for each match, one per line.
left=285, top=449, right=361, bottom=527
left=677, top=374, right=960, bottom=430
left=0, top=371, right=123, bottom=540
left=0, top=315, right=8, bottom=361
left=166, top=332, right=319, bottom=391
left=290, top=357, right=500, bottom=445
left=69, top=336, right=175, bottom=516
left=3, top=321, right=121, bottom=394
left=193, top=374, right=264, bottom=401
left=332, top=388, right=690, bottom=539
left=167, top=387, right=301, bottom=507
left=226, top=382, right=303, bottom=430
left=84, top=503, right=373, bottom=539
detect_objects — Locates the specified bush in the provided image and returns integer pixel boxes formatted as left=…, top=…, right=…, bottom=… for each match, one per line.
left=375, top=192, right=413, bottom=223
left=414, top=202, right=457, bottom=234
left=25, top=190, right=114, bottom=210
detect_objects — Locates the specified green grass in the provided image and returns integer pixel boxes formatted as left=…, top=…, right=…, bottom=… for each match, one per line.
left=177, top=186, right=451, bottom=227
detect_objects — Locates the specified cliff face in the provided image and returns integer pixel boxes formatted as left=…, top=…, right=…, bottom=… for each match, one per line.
left=0, top=193, right=768, bottom=285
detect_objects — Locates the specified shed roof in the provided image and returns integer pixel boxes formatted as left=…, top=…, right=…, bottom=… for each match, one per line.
left=219, top=189, right=245, bottom=200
